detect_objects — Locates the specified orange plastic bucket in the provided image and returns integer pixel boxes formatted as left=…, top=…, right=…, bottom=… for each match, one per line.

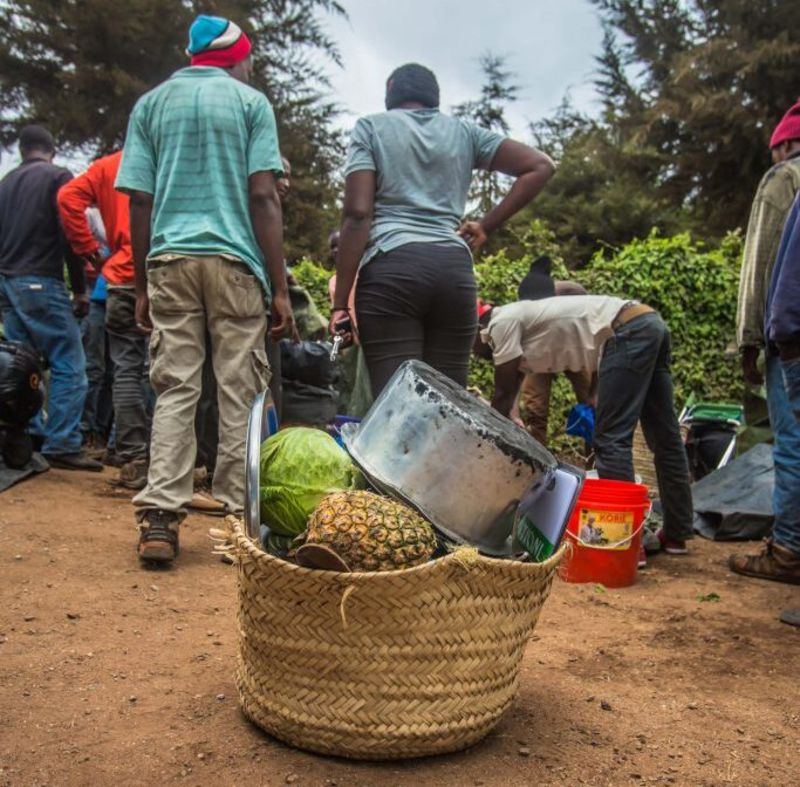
left=559, top=478, right=650, bottom=588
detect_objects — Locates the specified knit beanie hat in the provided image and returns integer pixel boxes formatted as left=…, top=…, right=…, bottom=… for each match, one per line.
left=770, top=98, right=800, bottom=149
left=518, top=256, right=556, bottom=301
left=187, top=15, right=252, bottom=68
left=385, top=64, right=440, bottom=110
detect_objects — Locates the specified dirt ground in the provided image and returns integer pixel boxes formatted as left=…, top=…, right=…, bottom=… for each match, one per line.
left=1, top=467, right=798, bottom=787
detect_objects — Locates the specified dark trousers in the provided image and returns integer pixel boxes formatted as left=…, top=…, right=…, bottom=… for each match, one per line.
left=81, top=300, right=114, bottom=439
left=594, top=312, right=693, bottom=540
left=356, top=242, right=477, bottom=398
left=106, top=288, right=151, bottom=462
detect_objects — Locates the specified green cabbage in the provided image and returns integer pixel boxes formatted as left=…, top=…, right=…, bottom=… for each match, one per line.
left=259, top=427, right=360, bottom=537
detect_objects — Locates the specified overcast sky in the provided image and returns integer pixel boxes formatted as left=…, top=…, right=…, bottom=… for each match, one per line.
left=323, top=0, right=605, bottom=139
left=0, top=0, right=604, bottom=174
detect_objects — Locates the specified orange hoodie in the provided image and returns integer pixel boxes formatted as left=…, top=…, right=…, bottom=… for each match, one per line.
left=57, top=151, right=133, bottom=286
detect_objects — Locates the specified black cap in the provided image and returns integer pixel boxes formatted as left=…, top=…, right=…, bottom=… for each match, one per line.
left=518, top=256, right=556, bottom=301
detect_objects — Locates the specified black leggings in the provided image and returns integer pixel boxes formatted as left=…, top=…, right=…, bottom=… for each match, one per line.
left=355, top=242, right=477, bottom=398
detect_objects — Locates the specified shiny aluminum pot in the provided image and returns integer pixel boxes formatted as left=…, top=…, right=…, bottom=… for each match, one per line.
left=341, top=360, right=557, bottom=555
left=244, top=389, right=279, bottom=540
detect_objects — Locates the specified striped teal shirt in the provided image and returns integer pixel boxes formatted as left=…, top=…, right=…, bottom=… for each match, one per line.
left=116, top=66, right=283, bottom=297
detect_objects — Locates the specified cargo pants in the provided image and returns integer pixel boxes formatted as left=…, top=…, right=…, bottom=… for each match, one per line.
left=133, top=256, right=270, bottom=518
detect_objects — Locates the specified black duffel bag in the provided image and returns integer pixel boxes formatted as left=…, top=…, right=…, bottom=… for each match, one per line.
left=0, top=340, right=45, bottom=425
left=279, top=340, right=337, bottom=388
left=281, top=380, right=339, bottom=427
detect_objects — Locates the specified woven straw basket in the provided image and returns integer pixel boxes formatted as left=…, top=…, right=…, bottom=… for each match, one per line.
left=223, top=516, right=565, bottom=760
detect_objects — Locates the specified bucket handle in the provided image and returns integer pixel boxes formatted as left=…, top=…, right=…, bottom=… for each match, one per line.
left=566, top=502, right=651, bottom=550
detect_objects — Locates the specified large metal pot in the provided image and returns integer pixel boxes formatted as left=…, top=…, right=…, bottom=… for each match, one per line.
left=341, top=360, right=557, bottom=555
left=244, top=390, right=279, bottom=540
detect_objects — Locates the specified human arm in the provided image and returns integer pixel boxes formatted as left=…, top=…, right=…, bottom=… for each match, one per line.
left=115, top=102, right=158, bottom=331
left=330, top=118, right=376, bottom=341
left=330, top=170, right=375, bottom=342
left=57, top=165, right=103, bottom=267
left=737, top=171, right=799, bottom=380
left=458, top=140, right=555, bottom=253
left=491, top=357, right=524, bottom=419
left=768, top=197, right=800, bottom=356
left=52, top=169, right=87, bottom=308
left=128, top=190, right=154, bottom=333
left=248, top=170, right=295, bottom=341
left=245, top=97, right=295, bottom=340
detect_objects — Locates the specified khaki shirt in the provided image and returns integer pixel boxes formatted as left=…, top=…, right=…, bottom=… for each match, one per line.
left=482, top=296, right=628, bottom=375
left=736, top=154, right=800, bottom=349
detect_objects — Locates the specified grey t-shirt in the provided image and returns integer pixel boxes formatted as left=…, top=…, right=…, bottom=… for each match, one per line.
left=344, top=109, right=504, bottom=265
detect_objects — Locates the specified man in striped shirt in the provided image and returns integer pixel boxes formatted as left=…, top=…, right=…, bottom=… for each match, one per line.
left=116, top=15, right=294, bottom=565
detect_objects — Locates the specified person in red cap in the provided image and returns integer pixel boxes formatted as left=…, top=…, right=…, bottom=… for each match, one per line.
left=737, top=99, right=800, bottom=386
left=116, top=14, right=295, bottom=566
left=733, top=99, right=800, bottom=582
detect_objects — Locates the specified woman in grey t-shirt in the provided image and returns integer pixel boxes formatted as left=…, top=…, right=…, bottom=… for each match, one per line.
left=331, top=63, right=555, bottom=398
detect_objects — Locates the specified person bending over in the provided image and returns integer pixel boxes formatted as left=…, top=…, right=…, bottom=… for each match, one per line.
left=474, top=295, right=693, bottom=555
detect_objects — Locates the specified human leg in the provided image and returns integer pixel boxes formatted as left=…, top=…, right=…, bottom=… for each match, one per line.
left=593, top=317, right=659, bottom=482
left=206, top=259, right=270, bottom=513
left=133, top=259, right=207, bottom=518
left=638, top=324, right=693, bottom=543
left=729, top=355, right=800, bottom=583
left=80, top=300, right=108, bottom=441
left=106, top=288, right=149, bottom=471
left=519, top=373, right=553, bottom=444
left=422, top=247, right=477, bottom=388
left=355, top=246, right=430, bottom=398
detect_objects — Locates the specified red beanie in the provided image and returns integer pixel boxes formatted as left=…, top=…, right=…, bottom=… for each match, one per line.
left=770, top=99, right=800, bottom=149
left=191, top=33, right=251, bottom=68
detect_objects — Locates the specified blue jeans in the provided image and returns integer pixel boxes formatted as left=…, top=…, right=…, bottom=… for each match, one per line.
left=595, top=313, right=694, bottom=540
left=0, top=274, right=87, bottom=454
left=782, top=357, right=800, bottom=423
left=767, top=355, right=800, bottom=555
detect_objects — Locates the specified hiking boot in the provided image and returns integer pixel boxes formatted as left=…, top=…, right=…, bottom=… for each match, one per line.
left=728, top=540, right=800, bottom=585
left=780, top=608, right=800, bottom=627
left=102, top=448, right=124, bottom=468
left=137, top=509, right=180, bottom=565
left=188, top=490, right=226, bottom=517
left=118, top=459, right=148, bottom=490
left=656, top=528, right=689, bottom=555
left=82, top=432, right=107, bottom=460
left=43, top=451, right=104, bottom=472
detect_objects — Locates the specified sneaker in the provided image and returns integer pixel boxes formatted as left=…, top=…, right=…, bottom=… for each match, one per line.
left=638, top=545, right=647, bottom=568
left=137, top=509, right=180, bottom=565
left=118, top=459, right=148, bottom=490
left=656, top=528, right=689, bottom=555
left=728, top=540, right=800, bottom=585
left=43, top=451, right=104, bottom=472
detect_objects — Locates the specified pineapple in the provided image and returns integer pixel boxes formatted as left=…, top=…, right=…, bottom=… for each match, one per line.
left=305, top=490, right=438, bottom=572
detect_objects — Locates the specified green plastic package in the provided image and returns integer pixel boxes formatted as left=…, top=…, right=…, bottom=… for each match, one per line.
left=259, top=427, right=361, bottom=537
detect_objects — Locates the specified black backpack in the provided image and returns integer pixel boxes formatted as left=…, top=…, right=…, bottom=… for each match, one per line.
left=0, top=340, right=45, bottom=425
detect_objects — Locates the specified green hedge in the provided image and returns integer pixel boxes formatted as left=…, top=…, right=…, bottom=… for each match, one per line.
left=293, top=226, right=744, bottom=451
